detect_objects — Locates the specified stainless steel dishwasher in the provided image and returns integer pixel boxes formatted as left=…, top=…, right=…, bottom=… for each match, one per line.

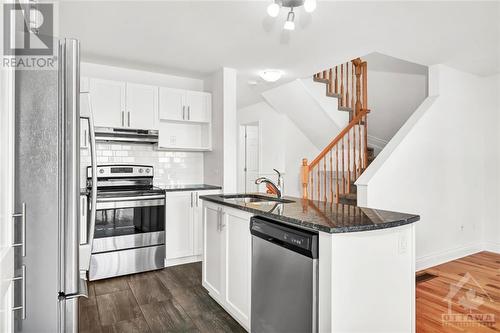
left=250, top=216, right=319, bottom=333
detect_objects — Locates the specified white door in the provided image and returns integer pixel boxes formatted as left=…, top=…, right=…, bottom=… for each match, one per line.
left=159, top=87, right=184, bottom=121
left=202, top=203, right=224, bottom=301
left=0, top=64, right=15, bottom=333
left=223, top=209, right=251, bottom=328
left=88, top=78, right=126, bottom=128
left=126, top=83, right=157, bottom=130
left=185, top=91, right=208, bottom=122
left=165, top=192, right=194, bottom=260
left=238, top=124, right=260, bottom=193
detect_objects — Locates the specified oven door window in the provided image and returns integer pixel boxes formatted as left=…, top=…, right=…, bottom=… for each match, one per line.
left=95, top=199, right=165, bottom=238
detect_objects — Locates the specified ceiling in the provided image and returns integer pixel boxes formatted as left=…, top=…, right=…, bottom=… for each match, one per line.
left=58, top=1, right=500, bottom=108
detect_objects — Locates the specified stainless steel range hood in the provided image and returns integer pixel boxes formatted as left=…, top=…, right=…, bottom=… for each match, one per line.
left=95, top=127, right=158, bottom=144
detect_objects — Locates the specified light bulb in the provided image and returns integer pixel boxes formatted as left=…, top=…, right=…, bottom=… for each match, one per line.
left=267, top=2, right=280, bottom=17
left=283, top=20, right=295, bottom=31
left=304, top=0, right=317, bottom=13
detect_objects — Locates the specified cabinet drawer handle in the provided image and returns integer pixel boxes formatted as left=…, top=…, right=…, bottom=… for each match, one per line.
left=11, top=265, right=26, bottom=319
left=12, top=202, right=26, bottom=257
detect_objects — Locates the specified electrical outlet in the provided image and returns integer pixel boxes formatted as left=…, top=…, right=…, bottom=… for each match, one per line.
left=398, top=232, right=408, bottom=254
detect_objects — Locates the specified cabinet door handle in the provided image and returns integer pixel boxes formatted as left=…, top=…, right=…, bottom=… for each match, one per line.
left=182, top=106, right=185, bottom=120
left=121, top=111, right=125, bottom=126
left=190, top=192, right=193, bottom=208
left=11, top=265, right=26, bottom=319
left=83, top=129, right=87, bottom=148
left=196, top=192, right=199, bottom=207
left=12, top=203, right=26, bottom=257
left=188, top=106, right=191, bottom=120
left=128, top=112, right=130, bottom=127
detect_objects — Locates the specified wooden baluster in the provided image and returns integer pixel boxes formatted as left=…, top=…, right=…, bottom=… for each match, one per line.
left=323, top=156, right=327, bottom=202
left=364, top=115, right=368, bottom=169
left=346, top=62, right=350, bottom=109
left=341, top=136, right=345, bottom=195
left=362, top=62, right=368, bottom=111
left=347, top=129, right=351, bottom=193
left=329, top=68, right=334, bottom=95
left=334, top=67, right=338, bottom=94
left=340, top=64, right=345, bottom=107
left=323, top=70, right=327, bottom=81
left=301, top=158, right=309, bottom=199
left=358, top=117, right=362, bottom=174
left=310, top=167, right=314, bottom=201
left=335, top=144, right=339, bottom=203
left=353, top=58, right=362, bottom=115
left=329, top=149, right=333, bottom=202
left=351, top=62, right=355, bottom=115
left=317, top=162, right=320, bottom=201
left=352, top=121, right=358, bottom=180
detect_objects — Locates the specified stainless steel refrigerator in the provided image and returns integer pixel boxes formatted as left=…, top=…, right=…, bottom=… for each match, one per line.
left=13, top=38, right=97, bottom=332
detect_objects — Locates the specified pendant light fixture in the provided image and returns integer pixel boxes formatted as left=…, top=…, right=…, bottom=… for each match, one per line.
left=266, top=0, right=317, bottom=31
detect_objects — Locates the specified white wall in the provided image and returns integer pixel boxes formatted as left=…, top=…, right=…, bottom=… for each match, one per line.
left=357, top=65, right=498, bottom=270
left=238, top=102, right=319, bottom=197
left=482, top=74, right=500, bottom=253
left=203, top=68, right=238, bottom=192
left=367, top=70, right=428, bottom=152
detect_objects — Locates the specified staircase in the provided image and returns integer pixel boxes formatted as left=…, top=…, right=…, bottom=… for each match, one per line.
left=301, top=58, right=373, bottom=205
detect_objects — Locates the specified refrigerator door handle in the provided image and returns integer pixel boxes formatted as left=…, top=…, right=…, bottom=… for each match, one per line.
left=11, top=265, right=26, bottom=319
left=12, top=202, right=26, bottom=257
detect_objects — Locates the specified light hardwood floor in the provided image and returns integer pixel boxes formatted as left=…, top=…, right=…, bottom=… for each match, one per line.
left=79, top=262, right=246, bottom=333
left=416, top=251, right=500, bottom=333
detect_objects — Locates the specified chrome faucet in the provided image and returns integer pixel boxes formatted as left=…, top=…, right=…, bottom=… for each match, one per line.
left=255, top=169, right=283, bottom=199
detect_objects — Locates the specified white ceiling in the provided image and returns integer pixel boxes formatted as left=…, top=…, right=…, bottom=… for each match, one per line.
left=58, top=1, right=499, bottom=107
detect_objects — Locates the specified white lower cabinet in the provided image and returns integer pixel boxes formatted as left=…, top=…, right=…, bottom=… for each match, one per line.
left=202, top=201, right=252, bottom=331
left=165, top=190, right=220, bottom=266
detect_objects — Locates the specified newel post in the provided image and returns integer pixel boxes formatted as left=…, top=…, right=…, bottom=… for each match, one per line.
left=352, top=58, right=362, bottom=117
left=301, top=158, right=309, bottom=199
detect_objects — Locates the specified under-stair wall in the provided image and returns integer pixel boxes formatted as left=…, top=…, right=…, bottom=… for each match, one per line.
left=356, top=64, right=499, bottom=269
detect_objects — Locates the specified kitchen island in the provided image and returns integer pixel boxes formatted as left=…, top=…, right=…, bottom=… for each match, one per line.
left=199, top=193, right=420, bottom=333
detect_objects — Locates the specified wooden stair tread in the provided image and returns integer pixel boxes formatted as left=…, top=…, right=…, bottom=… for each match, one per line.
left=313, top=77, right=330, bottom=84
left=326, top=92, right=342, bottom=98
left=339, top=192, right=357, bottom=200
left=338, top=106, right=353, bottom=112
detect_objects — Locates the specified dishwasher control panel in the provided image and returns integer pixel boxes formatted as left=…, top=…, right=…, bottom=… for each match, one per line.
left=250, top=216, right=318, bottom=258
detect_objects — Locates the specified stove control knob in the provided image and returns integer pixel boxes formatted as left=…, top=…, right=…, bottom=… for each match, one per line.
left=139, top=168, right=144, bottom=173
left=146, top=168, right=151, bottom=174
left=99, top=168, right=104, bottom=174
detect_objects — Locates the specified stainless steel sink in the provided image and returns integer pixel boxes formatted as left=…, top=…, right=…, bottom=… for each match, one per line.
left=220, top=194, right=294, bottom=205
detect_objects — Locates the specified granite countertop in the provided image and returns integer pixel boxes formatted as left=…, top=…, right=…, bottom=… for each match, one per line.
left=199, top=193, right=419, bottom=234
left=161, top=184, right=222, bottom=192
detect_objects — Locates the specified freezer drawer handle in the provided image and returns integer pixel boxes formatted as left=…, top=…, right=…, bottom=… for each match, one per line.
left=12, top=202, right=26, bottom=257
left=11, top=265, right=26, bottom=319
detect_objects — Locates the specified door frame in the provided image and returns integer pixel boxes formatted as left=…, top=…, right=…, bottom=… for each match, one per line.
left=0, top=52, right=16, bottom=333
left=237, top=122, right=261, bottom=193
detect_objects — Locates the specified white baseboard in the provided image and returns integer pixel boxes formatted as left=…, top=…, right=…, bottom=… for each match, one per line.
left=165, top=255, right=202, bottom=267
left=483, top=242, right=500, bottom=254
left=416, top=244, right=482, bottom=271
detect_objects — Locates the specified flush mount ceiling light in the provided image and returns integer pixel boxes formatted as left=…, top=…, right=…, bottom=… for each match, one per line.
left=259, top=70, right=283, bottom=83
left=267, top=0, right=317, bottom=30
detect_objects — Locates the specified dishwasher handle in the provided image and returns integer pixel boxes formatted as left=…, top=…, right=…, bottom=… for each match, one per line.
left=250, top=216, right=318, bottom=259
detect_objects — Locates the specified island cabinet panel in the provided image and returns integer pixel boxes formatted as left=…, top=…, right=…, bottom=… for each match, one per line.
left=202, top=202, right=252, bottom=331
left=223, top=210, right=251, bottom=327
left=203, top=203, right=224, bottom=300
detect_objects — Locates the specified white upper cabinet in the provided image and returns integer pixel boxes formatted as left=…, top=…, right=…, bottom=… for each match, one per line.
left=159, top=88, right=185, bottom=121
left=185, top=91, right=210, bottom=122
left=126, top=83, right=157, bottom=130
left=88, top=78, right=126, bottom=128
left=159, top=88, right=211, bottom=122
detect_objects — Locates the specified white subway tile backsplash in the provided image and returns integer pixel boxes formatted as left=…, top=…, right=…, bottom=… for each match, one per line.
left=80, top=142, right=204, bottom=187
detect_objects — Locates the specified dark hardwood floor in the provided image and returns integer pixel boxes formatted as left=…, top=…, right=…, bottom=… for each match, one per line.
left=79, top=262, right=246, bottom=333
left=416, top=251, right=500, bottom=333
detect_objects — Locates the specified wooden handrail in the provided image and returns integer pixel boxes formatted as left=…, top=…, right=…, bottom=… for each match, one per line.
left=309, top=109, right=368, bottom=169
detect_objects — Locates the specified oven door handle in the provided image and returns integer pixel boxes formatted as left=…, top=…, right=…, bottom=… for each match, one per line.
left=96, top=194, right=165, bottom=203
left=96, top=198, right=165, bottom=210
